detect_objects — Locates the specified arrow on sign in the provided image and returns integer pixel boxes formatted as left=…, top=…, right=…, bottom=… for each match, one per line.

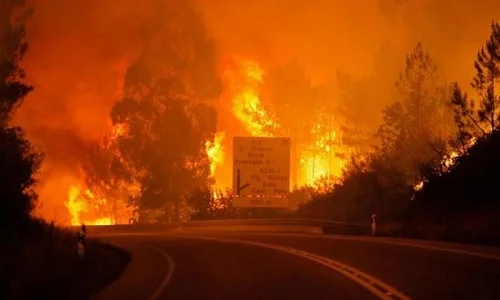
left=236, top=168, right=250, bottom=196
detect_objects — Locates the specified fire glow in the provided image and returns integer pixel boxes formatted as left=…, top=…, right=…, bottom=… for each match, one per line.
left=64, top=56, right=351, bottom=226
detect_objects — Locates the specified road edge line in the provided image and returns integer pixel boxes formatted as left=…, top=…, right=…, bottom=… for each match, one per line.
left=235, top=232, right=500, bottom=261
left=180, top=235, right=410, bottom=300
left=320, top=235, right=500, bottom=261
left=146, top=245, right=175, bottom=300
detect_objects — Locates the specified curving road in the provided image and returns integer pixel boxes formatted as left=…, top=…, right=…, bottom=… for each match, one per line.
left=93, top=228, right=500, bottom=300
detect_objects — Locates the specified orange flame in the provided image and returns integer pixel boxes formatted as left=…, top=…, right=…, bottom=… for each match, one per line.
left=216, top=56, right=351, bottom=191
left=205, top=131, right=225, bottom=177
left=64, top=122, right=138, bottom=226
left=65, top=185, right=114, bottom=226
left=299, top=112, right=351, bottom=187
left=414, top=137, right=477, bottom=191
left=224, top=58, right=278, bottom=137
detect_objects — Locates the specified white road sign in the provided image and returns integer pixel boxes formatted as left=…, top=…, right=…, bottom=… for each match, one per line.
left=232, top=137, right=291, bottom=207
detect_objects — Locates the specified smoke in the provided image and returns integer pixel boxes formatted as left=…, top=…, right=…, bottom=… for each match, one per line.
left=197, top=0, right=499, bottom=87
left=14, top=0, right=151, bottom=220
left=11, top=0, right=500, bottom=220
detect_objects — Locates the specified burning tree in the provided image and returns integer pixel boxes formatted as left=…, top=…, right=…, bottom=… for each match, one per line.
left=258, top=62, right=351, bottom=188
left=72, top=125, right=140, bottom=225
left=109, top=0, right=221, bottom=221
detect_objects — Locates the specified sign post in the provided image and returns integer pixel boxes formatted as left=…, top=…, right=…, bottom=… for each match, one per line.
left=232, top=137, right=291, bottom=208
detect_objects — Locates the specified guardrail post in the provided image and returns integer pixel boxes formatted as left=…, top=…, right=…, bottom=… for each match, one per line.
left=371, top=214, right=377, bottom=236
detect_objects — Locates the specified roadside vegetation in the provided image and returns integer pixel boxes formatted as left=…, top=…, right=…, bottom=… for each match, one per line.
left=294, top=21, right=500, bottom=245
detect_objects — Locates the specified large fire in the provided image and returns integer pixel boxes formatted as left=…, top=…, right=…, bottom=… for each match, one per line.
left=62, top=56, right=351, bottom=225
left=208, top=57, right=351, bottom=193
left=224, top=59, right=278, bottom=137
left=205, top=132, right=225, bottom=177
left=64, top=121, right=139, bottom=226
left=65, top=178, right=138, bottom=226
left=65, top=185, right=113, bottom=226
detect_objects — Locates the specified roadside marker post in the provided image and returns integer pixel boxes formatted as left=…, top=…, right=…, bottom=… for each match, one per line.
left=371, top=214, right=377, bottom=236
left=77, top=224, right=87, bottom=259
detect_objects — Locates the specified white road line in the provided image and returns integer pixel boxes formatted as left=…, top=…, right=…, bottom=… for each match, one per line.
left=321, top=236, right=500, bottom=261
left=180, top=235, right=410, bottom=300
left=93, top=230, right=500, bottom=261
left=146, top=245, right=175, bottom=300
left=232, top=232, right=500, bottom=261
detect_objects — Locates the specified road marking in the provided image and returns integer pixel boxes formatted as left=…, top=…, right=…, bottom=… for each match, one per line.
left=233, top=232, right=500, bottom=261
left=146, top=245, right=175, bottom=300
left=321, top=235, right=500, bottom=261
left=93, top=230, right=500, bottom=261
left=181, top=235, right=410, bottom=300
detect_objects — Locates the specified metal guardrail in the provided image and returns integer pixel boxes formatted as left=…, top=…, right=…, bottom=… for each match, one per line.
left=184, top=218, right=370, bottom=235
left=185, top=218, right=363, bottom=226
left=84, top=218, right=370, bottom=236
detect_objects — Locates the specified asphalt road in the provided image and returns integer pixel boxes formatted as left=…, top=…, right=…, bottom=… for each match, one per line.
left=94, top=230, right=500, bottom=300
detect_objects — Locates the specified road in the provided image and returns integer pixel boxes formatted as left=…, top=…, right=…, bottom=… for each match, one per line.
left=94, top=229, right=500, bottom=300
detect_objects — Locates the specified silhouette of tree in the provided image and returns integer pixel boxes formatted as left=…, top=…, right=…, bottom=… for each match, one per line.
left=449, top=84, right=485, bottom=148
left=450, top=22, right=499, bottom=145
left=377, top=43, right=454, bottom=181
left=110, top=0, right=220, bottom=220
left=0, top=0, right=42, bottom=233
left=472, top=22, right=500, bottom=132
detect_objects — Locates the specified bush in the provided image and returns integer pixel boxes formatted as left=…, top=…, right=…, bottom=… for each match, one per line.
left=0, top=126, right=43, bottom=236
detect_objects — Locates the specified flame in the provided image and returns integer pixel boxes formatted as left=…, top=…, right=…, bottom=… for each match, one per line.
left=65, top=56, right=352, bottom=222
left=216, top=56, right=351, bottom=191
left=414, top=137, right=478, bottom=191
left=224, top=58, right=278, bottom=137
left=298, top=115, right=348, bottom=187
left=65, top=185, right=114, bottom=226
left=65, top=181, right=136, bottom=226
left=205, top=131, right=225, bottom=177
left=64, top=121, right=138, bottom=226
left=66, top=185, right=87, bottom=225
left=90, top=217, right=113, bottom=226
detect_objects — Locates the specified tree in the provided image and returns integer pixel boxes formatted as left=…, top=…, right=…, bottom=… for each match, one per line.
left=261, top=62, right=323, bottom=186
left=376, top=43, right=454, bottom=181
left=450, top=22, right=500, bottom=146
left=336, top=72, right=382, bottom=151
left=77, top=133, right=139, bottom=224
left=449, top=84, right=485, bottom=148
left=0, top=0, right=42, bottom=232
left=262, top=62, right=320, bottom=137
left=336, top=43, right=402, bottom=152
left=110, top=0, right=221, bottom=221
left=472, top=22, right=500, bottom=132
left=0, top=0, right=33, bottom=125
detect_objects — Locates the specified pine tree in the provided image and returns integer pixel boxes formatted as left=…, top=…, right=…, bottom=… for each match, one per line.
left=449, top=84, right=486, bottom=148
left=450, top=21, right=500, bottom=145
left=377, top=43, right=453, bottom=180
left=471, top=21, right=500, bottom=132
